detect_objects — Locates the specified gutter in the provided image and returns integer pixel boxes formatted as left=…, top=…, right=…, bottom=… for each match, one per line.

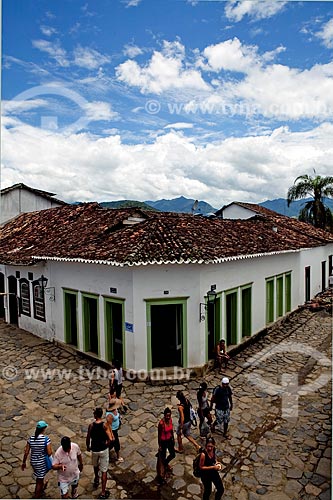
left=32, top=248, right=303, bottom=268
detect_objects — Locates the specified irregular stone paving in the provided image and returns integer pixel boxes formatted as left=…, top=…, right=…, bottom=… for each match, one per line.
left=0, top=306, right=331, bottom=500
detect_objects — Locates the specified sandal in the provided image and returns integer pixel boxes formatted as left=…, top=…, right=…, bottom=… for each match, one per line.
left=116, top=457, right=124, bottom=462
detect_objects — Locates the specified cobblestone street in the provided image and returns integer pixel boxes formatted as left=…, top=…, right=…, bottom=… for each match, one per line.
left=0, top=305, right=331, bottom=500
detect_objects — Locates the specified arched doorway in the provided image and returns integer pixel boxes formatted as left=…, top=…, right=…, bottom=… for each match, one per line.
left=8, top=276, right=18, bottom=325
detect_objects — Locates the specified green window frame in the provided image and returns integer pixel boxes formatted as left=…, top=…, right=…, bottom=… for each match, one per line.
left=104, top=297, right=125, bottom=365
left=266, top=279, right=274, bottom=324
left=276, top=275, right=284, bottom=318
left=82, top=292, right=100, bottom=356
left=145, top=298, right=188, bottom=371
left=285, top=273, right=291, bottom=313
left=225, top=289, right=238, bottom=345
left=63, top=289, right=78, bottom=347
left=241, top=286, right=252, bottom=337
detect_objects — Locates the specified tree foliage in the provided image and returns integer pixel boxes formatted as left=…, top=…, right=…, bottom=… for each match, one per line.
left=287, top=174, right=333, bottom=230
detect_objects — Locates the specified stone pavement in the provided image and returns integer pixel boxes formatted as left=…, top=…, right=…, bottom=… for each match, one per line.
left=0, top=305, right=331, bottom=500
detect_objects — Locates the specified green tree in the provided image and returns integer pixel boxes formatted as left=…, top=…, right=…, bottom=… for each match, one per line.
left=287, top=174, right=333, bottom=230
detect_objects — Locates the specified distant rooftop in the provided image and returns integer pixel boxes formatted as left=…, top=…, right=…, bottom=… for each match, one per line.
left=0, top=183, right=67, bottom=206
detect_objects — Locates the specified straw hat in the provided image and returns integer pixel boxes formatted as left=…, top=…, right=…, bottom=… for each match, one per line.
left=107, top=398, right=123, bottom=410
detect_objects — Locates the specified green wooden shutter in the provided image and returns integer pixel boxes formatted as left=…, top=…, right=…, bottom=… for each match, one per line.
left=285, top=273, right=291, bottom=313
left=266, top=279, right=274, bottom=324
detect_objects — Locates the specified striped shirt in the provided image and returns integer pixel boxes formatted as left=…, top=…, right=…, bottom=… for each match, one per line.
left=28, top=434, right=51, bottom=479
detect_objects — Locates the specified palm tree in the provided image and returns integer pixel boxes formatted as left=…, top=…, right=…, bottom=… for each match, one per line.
left=287, top=173, right=333, bottom=229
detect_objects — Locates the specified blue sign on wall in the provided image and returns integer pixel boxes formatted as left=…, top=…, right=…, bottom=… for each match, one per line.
left=125, top=322, right=134, bottom=333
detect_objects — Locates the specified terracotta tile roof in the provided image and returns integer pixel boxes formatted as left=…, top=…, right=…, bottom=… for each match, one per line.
left=0, top=202, right=332, bottom=267
left=221, top=201, right=333, bottom=242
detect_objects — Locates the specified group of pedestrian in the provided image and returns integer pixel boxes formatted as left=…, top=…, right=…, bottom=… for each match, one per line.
left=21, top=359, right=232, bottom=500
left=22, top=360, right=126, bottom=500
left=156, top=377, right=232, bottom=498
left=22, top=420, right=83, bottom=499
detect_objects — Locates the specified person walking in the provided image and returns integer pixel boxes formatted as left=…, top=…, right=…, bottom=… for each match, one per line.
left=210, top=377, right=233, bottom=438
left=86, top=407, right=113, bottom=499
left=216, top=340, right=230, bottom=372
left=157, top=407, right=176, bottom=480
left=175, top=391, right=200, bottom=452
left=110, top=359, right=124, bottom=398
left=197, top=382, right=213, bottom=436
left=52, top=436, right=83, bottom=499
left=105, top=398, right=124, bottom=462
left=199, top=436, right=224, bottom=500
left=21, top=420, right=53, bottom=499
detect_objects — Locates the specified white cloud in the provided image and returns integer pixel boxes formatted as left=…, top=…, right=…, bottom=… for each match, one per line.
left=225, top=0, right=287, bottom=22
left=116, top=41, right=210, bottom=94
left=123, top=44, right=143, bottom=58
left=164, top=122, right=194, bottom=130
left=202, top=38, right=260, bottom=73
left=185, top=38, right=333, bottom=122
left=82, top=101, right=119, bottom=121
left=32, top=39, right=69, bottom=67
left=233, top=62, right=333, bottom=120
left=316, top=18, right=333, bottom=49
left=40, top=25, right=58, bottom=37
left=2, top=122, right=333, bottom=207
left=73, top=46, right=111, bottom=69
left=2, top=99, right=48, bottom=114
left=123, top=0, right=142, bottom=7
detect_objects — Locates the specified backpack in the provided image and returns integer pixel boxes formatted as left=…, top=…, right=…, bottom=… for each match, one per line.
left=190, top=406, right=198, bottom=427
left=193, top=448, right=204, bottom=477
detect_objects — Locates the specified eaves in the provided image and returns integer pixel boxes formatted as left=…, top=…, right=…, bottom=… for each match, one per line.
left=32, top=248, right=303, bottom=268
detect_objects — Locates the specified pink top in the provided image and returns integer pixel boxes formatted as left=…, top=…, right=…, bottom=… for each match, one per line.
left=53, top=442, right=81, bottom=483
left=159, top=418, right=173, bottom=441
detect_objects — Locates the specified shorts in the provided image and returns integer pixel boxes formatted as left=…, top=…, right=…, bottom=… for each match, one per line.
left=92, top=448, right=109, bottom=472
left=58, top=477, right=79, bottom=496
left=176, top=420, right=192, bottom=437
left=215, top=408, right=230, bottom=425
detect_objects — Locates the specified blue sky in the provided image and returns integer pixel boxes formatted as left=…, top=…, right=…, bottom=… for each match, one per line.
left=2, top=0, right=333, bottom=207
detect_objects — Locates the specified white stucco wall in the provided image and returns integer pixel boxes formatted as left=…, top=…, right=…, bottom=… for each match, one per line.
left=1, top=241, right=332, bottom=372
left=222, top=204, right=257, bottom=219
left=0, top=188, right=63, bottom=224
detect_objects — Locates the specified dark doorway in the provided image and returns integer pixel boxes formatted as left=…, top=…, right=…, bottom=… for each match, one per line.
left=208, top=298, right=223, bottom=359
left=64, top=292, right=78, bottom=347
left=321, top=261, right=326, bottom=292
left=105, top=301, right=124, bottom=364
left=241, top=287, right=252, bottom=337
left=151, top=304, right=182, bottom=368
left=8, top=276, right=18, bottom=325
left=83, top=295, right=99, bottom=355
left=226, top=291, right=237, bottom=345
left=0, top=273, right=5, bottom=319
left=305, top=266, right=311, bottom=302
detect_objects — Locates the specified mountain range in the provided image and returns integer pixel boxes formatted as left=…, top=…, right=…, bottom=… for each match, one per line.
left=100, top=196, right=333, bottom=217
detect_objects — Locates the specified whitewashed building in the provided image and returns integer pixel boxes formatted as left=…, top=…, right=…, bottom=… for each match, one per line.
left=0, top=202, right=332, bottom=374
left=0, top=183, right=67, bottom=225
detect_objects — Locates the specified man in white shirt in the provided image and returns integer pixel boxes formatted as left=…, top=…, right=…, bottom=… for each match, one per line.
left=53, top=436, right=83, bottom=499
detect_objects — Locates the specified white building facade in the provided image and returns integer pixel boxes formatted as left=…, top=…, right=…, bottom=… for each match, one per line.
left=1, top=241, right=332, bottom=374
